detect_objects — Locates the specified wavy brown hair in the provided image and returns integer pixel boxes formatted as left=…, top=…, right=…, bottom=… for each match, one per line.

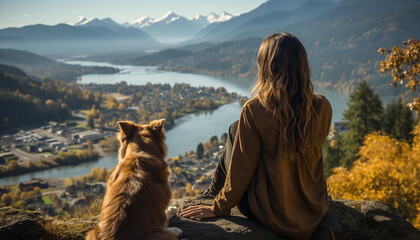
left=252, top=33, right=317, bottom=155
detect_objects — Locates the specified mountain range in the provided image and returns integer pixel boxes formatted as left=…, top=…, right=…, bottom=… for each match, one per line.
left=0, top=11, right=234, bottom=56
left=0, top=0, right=419, bottom=97
left=0, top=22, right=159, bottom=56
left=66, top=11, right=235, bottom=43
left=95, top=0, right=420, bottom=97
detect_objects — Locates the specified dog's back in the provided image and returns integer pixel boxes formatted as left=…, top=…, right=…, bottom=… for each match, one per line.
left=86, top=120, right=176, bottom=240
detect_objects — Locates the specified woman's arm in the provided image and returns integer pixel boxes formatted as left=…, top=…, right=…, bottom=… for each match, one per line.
left=181, top=104, right=261, bottom=219
left=212, top=103, right=261, bottom=216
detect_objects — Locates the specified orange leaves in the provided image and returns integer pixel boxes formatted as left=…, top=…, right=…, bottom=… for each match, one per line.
left=327, top=121, right=420, bottom=228
left=378, top=38, right=420, bottom=111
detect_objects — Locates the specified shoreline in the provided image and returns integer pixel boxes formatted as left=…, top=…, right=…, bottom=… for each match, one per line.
left=0, top=150, right=100, bottom=180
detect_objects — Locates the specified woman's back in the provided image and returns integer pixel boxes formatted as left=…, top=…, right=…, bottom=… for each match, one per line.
left=212, top=94, right=332, bottom=239
left=182, top=33, right=333, bottom=240
left=248, top=94, right=331, bottom=239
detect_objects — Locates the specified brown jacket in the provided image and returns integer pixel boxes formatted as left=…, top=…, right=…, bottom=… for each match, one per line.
left=212, top=95, right=332, bottom=239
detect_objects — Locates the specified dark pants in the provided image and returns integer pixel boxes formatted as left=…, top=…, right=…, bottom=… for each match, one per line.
left=212, top=121, right=258, bottom=221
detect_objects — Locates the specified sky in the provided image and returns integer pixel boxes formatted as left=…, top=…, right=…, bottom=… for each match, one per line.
left=0, top=0, right=267, bottom=29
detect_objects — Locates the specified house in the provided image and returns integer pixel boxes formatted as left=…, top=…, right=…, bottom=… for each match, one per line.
left=0, top=152, right=14, bottom=164
left=26, top=144, right=37, bottom=152
left=18, top=178, right=49, bottom=191
left=38, top=146, right=52, bottom=153
left=72, top=130, right=104, bottom=143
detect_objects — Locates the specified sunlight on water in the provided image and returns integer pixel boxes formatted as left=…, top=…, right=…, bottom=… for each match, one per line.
left=0, top=61, right=350, bottom=185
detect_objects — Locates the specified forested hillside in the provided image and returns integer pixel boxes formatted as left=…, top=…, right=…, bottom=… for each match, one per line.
left=0, top=49, right=119, bottom=82
left=0, top=64, right=100, bottom=131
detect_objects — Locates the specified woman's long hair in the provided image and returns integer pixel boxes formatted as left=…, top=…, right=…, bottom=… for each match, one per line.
left=252, top=33, right=316, bottom=155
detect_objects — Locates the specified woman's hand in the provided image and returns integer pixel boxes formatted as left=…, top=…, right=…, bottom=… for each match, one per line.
left=180, top=205, right=216, bottom=220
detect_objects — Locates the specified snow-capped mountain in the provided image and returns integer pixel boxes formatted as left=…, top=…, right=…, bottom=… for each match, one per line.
left=206, top=12, right=235, bottom=24
left=66, top=16, right=91, bottom=26
left=123, top=11, right=235, bottom=43
left=127, top=17, right=152, bottom=29
left=66, top=17, right=123, bottom=31
left=66, top=11, right=235, bottom=43
left=127, top=11, right=234, bottom=30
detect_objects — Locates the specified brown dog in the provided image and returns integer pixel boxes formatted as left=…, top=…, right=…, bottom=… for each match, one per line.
left=86, top=119, right=181, bottom=240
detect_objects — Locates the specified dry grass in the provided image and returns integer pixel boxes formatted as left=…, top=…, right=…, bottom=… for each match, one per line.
left=43, top=198, right=102, bottom=240
left=43, top=217, right=98, bottom=240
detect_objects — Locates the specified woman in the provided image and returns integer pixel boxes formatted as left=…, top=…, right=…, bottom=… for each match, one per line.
left=180, top=33, right=332, bottom=239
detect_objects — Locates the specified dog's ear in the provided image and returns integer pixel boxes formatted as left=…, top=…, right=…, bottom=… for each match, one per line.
left=118, top=121, right=136, bottom=135
left=150, top=119, right=165, bottom=130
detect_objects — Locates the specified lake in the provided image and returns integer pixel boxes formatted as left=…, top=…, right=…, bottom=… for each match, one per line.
left=0, top=61, right=349, bottom=185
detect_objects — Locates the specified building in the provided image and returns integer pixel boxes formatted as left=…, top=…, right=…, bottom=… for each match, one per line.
left=26, top=144, right=37, bottom=152
left=18, top=178, right=49, bottom=191
left=0, top=152, right=14, bottom=164
left=72, top=130, right=104, bottom=143
left=38, top=146, right=52, bottom=153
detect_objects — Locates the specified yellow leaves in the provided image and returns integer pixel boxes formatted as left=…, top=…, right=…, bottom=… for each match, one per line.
left=327, top=121, right=420, bottom=228
left=378, top=38, right=420, bottom=111
left=107, top=96, right=117, bottom=110
left=118, top=103, right=126, bottom=110
left=45, top=99, right=55, bottom=107
left=172, top=166, right=182, bottom=175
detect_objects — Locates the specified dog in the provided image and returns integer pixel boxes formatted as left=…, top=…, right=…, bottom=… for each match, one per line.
left=86, top=119, right=182, bottom=240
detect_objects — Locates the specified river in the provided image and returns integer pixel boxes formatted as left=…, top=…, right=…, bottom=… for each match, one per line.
left=0, top=61, right=349, bottom=185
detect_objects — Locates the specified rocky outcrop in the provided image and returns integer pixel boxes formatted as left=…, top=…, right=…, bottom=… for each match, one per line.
left=0, top=207, right=46, bottom=240
left=0, top=198, right=418, bottom=240
left=168, top=197, right=419, bottom=240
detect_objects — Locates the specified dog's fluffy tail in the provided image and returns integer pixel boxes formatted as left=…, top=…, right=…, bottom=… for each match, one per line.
left=85, top=225, right=99, bottom=240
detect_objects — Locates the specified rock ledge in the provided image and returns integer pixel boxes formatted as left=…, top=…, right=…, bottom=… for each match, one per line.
left=0, top=198, right=419, bottom=240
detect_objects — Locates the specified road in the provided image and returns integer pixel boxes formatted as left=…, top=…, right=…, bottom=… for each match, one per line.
left=12, top=148, right=45, bottom=163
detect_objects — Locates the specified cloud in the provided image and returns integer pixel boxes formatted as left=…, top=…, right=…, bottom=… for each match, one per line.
left=23, top=14, right=31, bottom=18
left=112, top=11, right=119, bottom=15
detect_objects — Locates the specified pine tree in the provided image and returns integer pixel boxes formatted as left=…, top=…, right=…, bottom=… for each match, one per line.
left=98, top=114, right=106, bottom=131
left=323, top=129, right=344, bottom=177
left=382, top=98, right=414, bottom=142
left=196, top=142, right=204, bottom=159
left=87, top=114, right=95, bottom=129
left=341, top=81, right=383, bottom=168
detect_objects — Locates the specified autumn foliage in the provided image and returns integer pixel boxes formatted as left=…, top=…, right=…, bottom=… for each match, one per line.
left=378, top=38, right=420, bottom=111
left=327, top=122, right=420, bottom=228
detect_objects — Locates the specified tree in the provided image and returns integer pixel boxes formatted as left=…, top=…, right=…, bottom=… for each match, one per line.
left=118, top=103, right=126, bottom=110
left=382, top=98, right=414, bottom=142
left=45, top=99, right=55, bottom=107
left=210, top=135, right=218, bottom=145
left=33, top=187, right=41, bottom=196
left=328, top=121, right=420, bottom=228
left=1, top=193, right=11, bottom=206
left=341, top=81, right=383, bottom=168
left=107, top=96, right=117, bottom=110
left=172, top=166, right=182, bottom=175
left=196, top=143, right=204, bottom=159
left=200, top=175, right=206, bottom=182
left=378, top=38, right=420, bottom=111
left=221, top=133, right=228, bottom=144
left=97, top=167, right=108, bottom=181
left=322, top=129, right=344, bottom=177
left=98, top=114, right=106, bottom=131
left=163, top=110, right=174, bottom=127
left=87, top=114, right=95, bottom=129
left=13, top=200, right=26, bottom=209
left=51, top=193, right=62, bottom=207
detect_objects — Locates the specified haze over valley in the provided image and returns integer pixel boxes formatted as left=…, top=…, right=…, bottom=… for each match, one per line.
left=0, top=0, right=419, bottom=232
